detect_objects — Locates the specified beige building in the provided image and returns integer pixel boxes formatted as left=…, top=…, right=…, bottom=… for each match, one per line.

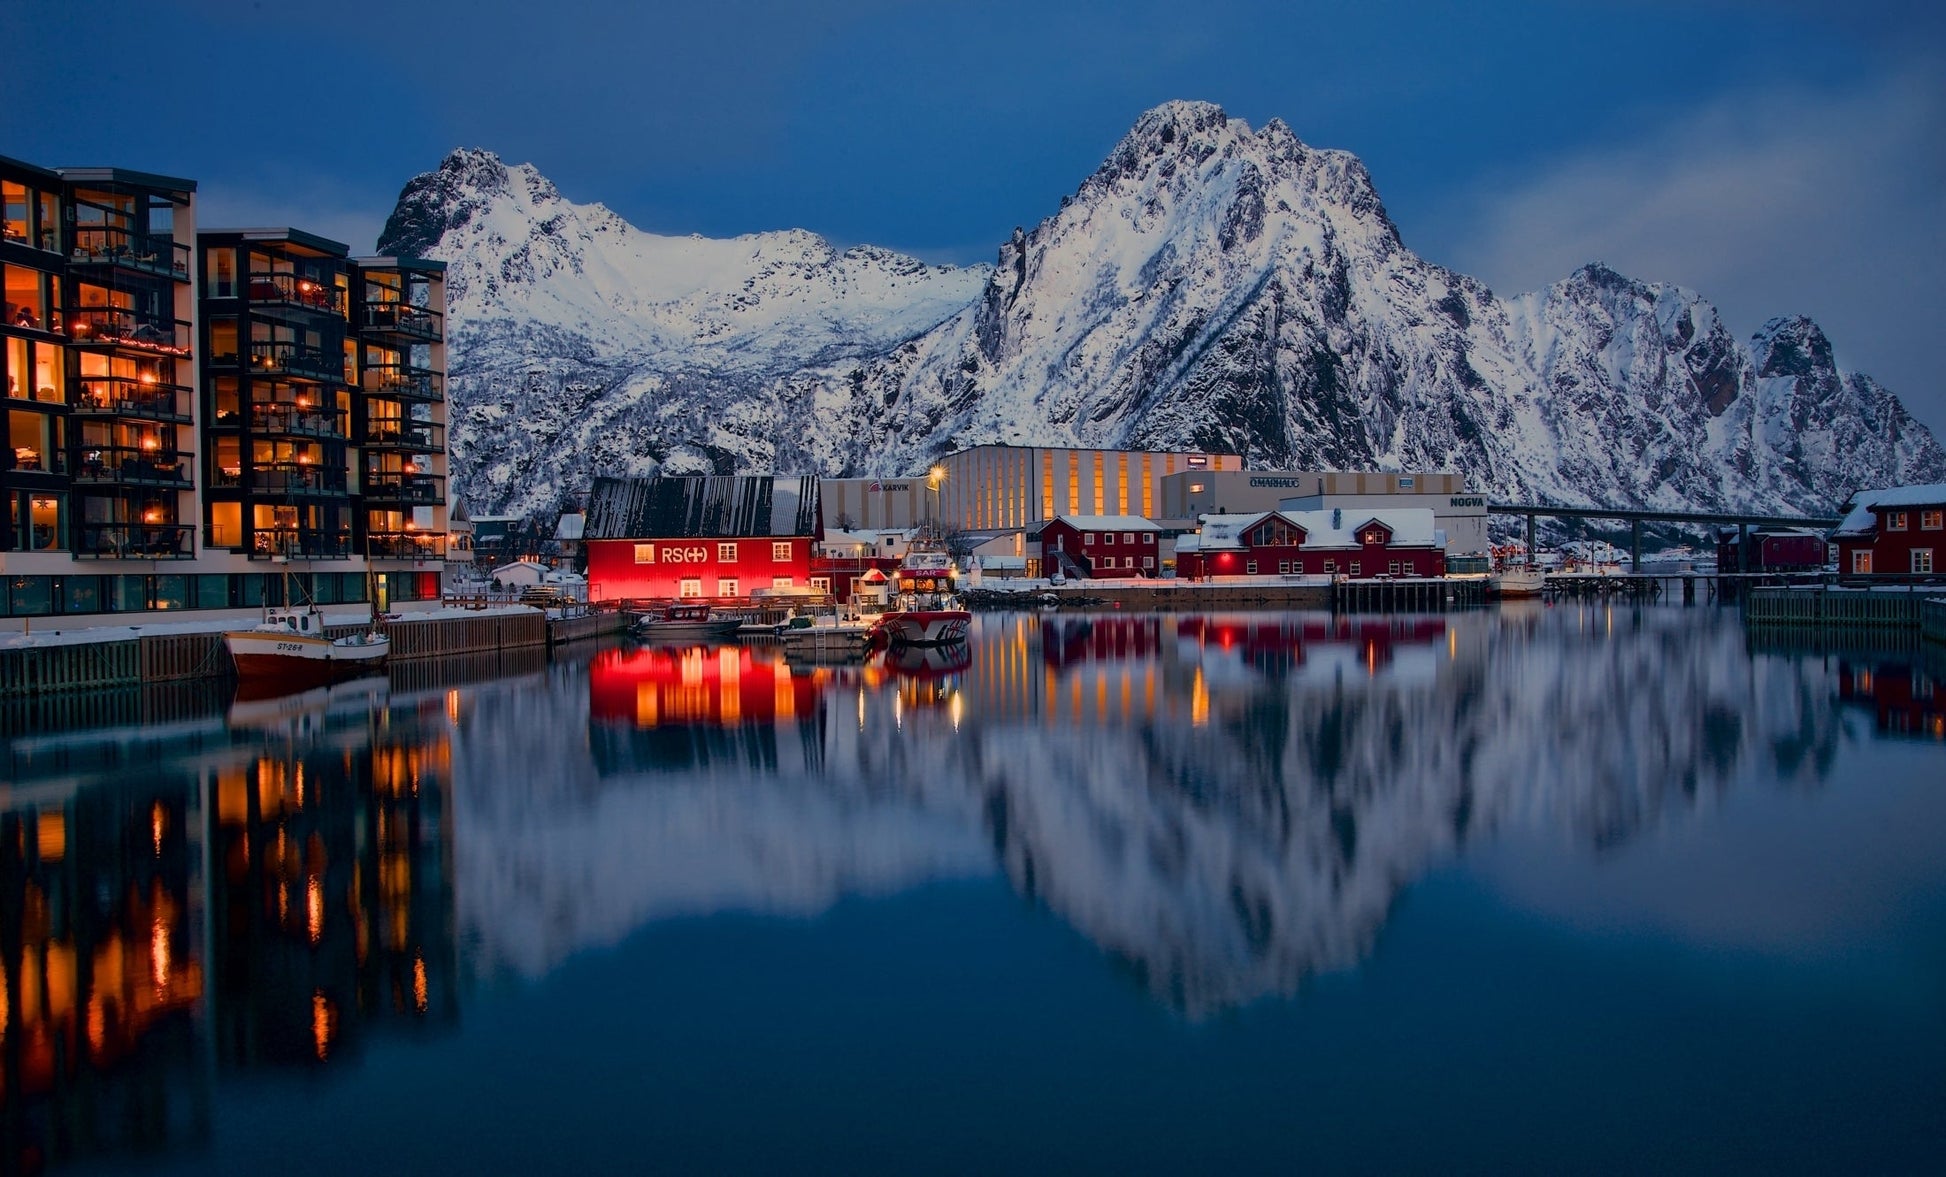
left=933, top=444, right=1242, bottom=532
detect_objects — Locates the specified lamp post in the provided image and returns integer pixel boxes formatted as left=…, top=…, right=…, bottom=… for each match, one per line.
left=926, top=465, right=945, bottom=543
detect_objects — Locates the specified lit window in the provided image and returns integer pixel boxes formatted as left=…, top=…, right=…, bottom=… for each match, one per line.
left=1915, top=549, right=1935, bottom=574
left=771, top=541, right=791, bottom=561
left=1923, top=510, right=1944, bottom=530
left=717, top=578, right=738, bottom=597
left=772, top=576, right=793, bottom=589
left=1189, top=482, right=1205, bottom=493
left=633, top=543, right=655, bottom=564
left=1887, top=511, right=1909, bottom=530
left=679, top=578, right=702, bottom=598
left=1853, top=550, right=1873, bottom=574
left=718, top=542, right=738, bottom=562
left=810, top=577, right=830, bottom=593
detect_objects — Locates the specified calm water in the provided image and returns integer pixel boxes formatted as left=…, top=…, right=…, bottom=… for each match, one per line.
left=3, top=605, right=1944, bottom=1175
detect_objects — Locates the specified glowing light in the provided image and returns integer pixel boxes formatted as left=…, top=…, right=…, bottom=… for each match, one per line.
left=151, top=917, right=170, bottom=991
left=37, top=812, right=65, bottom=860
left=412, top=954, right=428, bottom=1013
left=152, top=801, right=166, bottom=855
left=307, top=876, right=324, bottom=944
left=312, top=991, right=333, bottom=1060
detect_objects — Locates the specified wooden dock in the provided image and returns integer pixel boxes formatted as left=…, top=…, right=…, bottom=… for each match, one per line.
left=1744, top=586, right=1943, bottom=632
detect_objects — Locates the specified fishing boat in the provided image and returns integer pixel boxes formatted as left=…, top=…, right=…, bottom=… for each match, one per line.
left=635, top=602, right=745, bottom=641
left=1488, top=565, right=1546, bottom=599
left=224, top=602, right=389, bottom=694
left=879, top=550, right=972, bottom=646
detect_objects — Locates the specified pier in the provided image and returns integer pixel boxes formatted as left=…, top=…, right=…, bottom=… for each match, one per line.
left=1489, top=501, right=1840, bottom=570
left=1744, top=586, right=1946, bottom=637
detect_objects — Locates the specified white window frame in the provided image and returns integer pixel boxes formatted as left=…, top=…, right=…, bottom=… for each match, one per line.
left=771, top=541, right=791, bottom=561
left=1142, top=556, right=1154, bottom=569
left=1144, top=533, right=1154, bottom=545
left=772, top=575, right=793, bottom=589
left=717, top=542, right=738, bottom=562
left=1914, top=549, right=1934, bottom=574
left=1350, top=561, right=1361, bottom=576
left=1323, top=560, right=1336, bottom=574
left=1888, top=511, right=1908, bottom=531
left=678, top=578, right=703, bottom=598
left=1389, top=561, right=1402, bottom=576
left=1278, top=561, right=1290, bottom=575
left=633, top=543, right=655, bottom=564
left=1246, top=560, right=1258, bottom=575
left=1923, top=510, right=1944, bottom=530
left=809, top=576, right=831, bottom=595
left=1123, top=532, right=1134, bottom=544
left=1852, top=550, right=1873, bottom=574
left=717, top=577, right=739, bottom=597
left=1084, top=533, right=1095, bottom=545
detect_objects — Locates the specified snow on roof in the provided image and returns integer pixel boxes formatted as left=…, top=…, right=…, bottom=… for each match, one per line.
left=1281, top=507, right=1439, bottom=549
left=1052, top=514, right=1161, bottom=530
left=492, top=559, right=548, bottom=574
left=585, top=475, right=822, bottom=539
left=1835, top=484, right=1946, bottom=537
left=554, top=512, right=585, bottom=541
left=1175, top=513, right=1269, bottom=553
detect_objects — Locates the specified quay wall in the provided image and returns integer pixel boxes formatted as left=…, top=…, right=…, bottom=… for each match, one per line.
left=968, top=584, right=1333, bottom=610
left=1744, top=586, right=1943, bottom=632
left=0, top=607, right=553, bottom=698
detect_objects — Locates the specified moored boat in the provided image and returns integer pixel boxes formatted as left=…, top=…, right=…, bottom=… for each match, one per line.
left=1488, top=566, right=1546, bottom=599
left=880, top=549, right=972, bottom=646
left=224, top=605, right=390, bottom=695
left=634, top=602, right=744, bottom=640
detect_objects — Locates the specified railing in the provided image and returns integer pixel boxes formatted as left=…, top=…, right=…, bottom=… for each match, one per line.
left=66, top=309, right=193, bottom=355
left=367, top=532, right=448, bottom=560
left=360, top=302, right=442, bottom=341
left=363, top=471, right=445, bottom=504
left=249, top=464, right=349, bottom=495
left=248, top=340, right=345, bottom=381
left=74, top=446, right=194, bottom=486
left=249, top=402, right=349, bottom=439
left=247, top=272, right=346, bottom=315
left=364, top=421, right=444, bottom=451
left=250, top=529, right=354, bottom=560
left=73, top=523, right=196, bottom=560
left=73, top=378, right=192, bottom=422
left=69, top=228, right=190, bottom=281
left=363, top=365, right=443, bottom=402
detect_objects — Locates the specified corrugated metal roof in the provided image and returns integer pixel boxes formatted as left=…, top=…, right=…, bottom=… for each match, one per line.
left=585, top=475, right=822, bottom=539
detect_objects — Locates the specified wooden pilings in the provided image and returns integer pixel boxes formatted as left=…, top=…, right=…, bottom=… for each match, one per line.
left=0, top=640, right=143, bottom=696
left=1744, top=586, right=1937, bottom=630
left=1333, top=578, right=1480, bottom=612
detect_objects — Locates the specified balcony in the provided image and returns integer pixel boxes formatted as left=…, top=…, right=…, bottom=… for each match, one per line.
left=74, top=378, right=193, bottom=423
left=366, top=531, right=448, bottom=560
left=8, top=445, right=65, bottom=475
left=363, top=364, right=443, bottom=403
left=69, top=228, right=191, bottom=282
left=360, top=301, right=442, bottom=342
left=248, top=340, right=345, bottom=382
left=74, top=522, right=196, bottom=560
left=249, top=402, right=349, bottom=441
left=75, top=445, right=194, bottom=487
left=363, top=471, right=445, bottom=505
left=364, top=420, right=445, bottom=452
left=247, top=272, right=346, bottom=317
left=248, top=463, right=350, bottom=496
left=249, top=528, right=353, bottom=561
left=67, top=309, right=193, bottom=356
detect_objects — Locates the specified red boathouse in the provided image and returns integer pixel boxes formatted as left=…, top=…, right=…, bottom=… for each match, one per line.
left=583, top=475, right=822, bottom=601
left=1174, top=509, right=1446, bottom=580
left=1832, top=484, right=1946, bottom=578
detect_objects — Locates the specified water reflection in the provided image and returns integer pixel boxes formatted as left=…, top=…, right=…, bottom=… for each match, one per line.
left=1, top=678, right=457, bottom=1174
left=2, top=610, right=1937, bottom=1170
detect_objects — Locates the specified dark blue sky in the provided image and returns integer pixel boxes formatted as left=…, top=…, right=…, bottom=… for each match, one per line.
left=5, top=1, right=1941, bottom=429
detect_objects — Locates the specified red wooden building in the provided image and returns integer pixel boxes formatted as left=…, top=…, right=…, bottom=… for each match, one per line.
left=1713, top=526, right=1830, bottom=573
left=583, top=475, right=822, bottom=601
left=1174, top=509, right=1445, bottom=580
left=1831, top=484, right=1946, bottom=578
left=1039, top=515, right=1162, bottom=578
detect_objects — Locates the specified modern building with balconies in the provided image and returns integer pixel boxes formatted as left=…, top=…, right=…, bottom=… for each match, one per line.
left=0, top=151, right=454, bottom=630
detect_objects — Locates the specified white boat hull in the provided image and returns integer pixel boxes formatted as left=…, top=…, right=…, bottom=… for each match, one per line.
left=1489, top=569, right=1547, bottom=598
left=880, top=609, right=971, bottom=646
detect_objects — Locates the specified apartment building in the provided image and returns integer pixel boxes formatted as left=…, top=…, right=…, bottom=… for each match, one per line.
left=1, top=153, right=449, bottom=626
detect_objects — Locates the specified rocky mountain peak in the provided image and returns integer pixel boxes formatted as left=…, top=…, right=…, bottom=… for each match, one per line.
left=1751, top=315, right=1836, bottom=379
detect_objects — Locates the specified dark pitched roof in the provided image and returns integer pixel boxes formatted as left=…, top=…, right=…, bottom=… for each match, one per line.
left=585, top=475, right=822, bottom=540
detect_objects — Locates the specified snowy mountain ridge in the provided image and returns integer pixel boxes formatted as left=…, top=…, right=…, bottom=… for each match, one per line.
left=378, top=101, right=1945, bottom=518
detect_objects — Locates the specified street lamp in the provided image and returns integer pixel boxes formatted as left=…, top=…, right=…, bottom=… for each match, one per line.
left=926, top=465, right=945, bottom=541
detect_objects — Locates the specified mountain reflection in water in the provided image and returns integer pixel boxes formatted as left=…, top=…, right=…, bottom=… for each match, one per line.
left=1, top=606, right=1938, bottom=1174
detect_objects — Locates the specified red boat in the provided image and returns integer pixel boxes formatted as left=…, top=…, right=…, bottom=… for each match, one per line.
left=224, top=605, right=389, bottom=695
left=879, top=550, right=970, bottom=646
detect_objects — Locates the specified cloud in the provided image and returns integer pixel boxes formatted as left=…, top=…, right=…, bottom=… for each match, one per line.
left=1435, top=60, right=1946, bottom=431
left=193, top=167, right=395, bottom=257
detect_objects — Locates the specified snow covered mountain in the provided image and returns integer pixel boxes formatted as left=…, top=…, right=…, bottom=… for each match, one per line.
left=378, top=102, right=1945, bottom=518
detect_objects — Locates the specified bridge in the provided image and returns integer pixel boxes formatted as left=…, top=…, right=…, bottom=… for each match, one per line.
left=1488, top=502, right=1842, bottom=569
